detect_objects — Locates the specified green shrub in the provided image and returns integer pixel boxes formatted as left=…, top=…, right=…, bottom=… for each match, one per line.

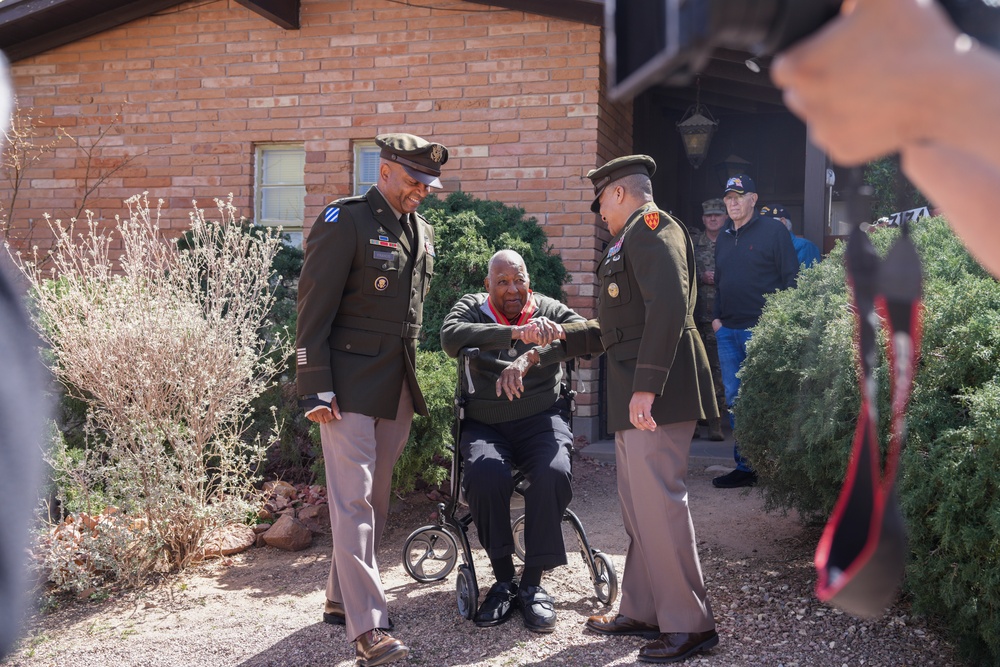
left=394, top=350, right=456, bottom=494
left=418, top=191, right=568, bottom=352
left=738, top=217, right=1000, bottom=664
left=864, top=156, right=929, bottom=220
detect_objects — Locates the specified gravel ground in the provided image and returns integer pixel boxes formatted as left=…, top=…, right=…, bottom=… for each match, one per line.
left=3, top=456, right=960, bottom=667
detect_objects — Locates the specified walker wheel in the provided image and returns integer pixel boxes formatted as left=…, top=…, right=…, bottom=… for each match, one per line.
left=456, top=564, right=479, bottom=620
left=593, top=551, right=618, bottom=606
left=402, top=526, right=459, bottom=582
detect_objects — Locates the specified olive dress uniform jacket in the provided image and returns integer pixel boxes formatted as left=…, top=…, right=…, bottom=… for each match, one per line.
left=595, top=203, right=719, bottom=433
left=296, top=186, right=434, bottom=419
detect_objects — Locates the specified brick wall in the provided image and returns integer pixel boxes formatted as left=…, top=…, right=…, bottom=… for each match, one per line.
left=5, top=0, right=634, bottom=440
left=5, top=1, right=609, bottom=293
left=569, top=41, right=635, bottom=438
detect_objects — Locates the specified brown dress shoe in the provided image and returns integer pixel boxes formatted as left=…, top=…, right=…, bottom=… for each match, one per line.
left=354, top=628, right=408, bottom=667
left=638, top=630, right=719, bottom=663
left=323, top=598, right=346, bottom=625
left=585, top=613, right=660, bottom=639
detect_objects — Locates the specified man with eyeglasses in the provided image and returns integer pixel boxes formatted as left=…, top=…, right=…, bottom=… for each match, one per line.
left=710, top=175, right=798, bottom=488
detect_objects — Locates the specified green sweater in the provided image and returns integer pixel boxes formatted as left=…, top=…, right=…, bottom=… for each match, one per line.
left=440, top=293, right=595, bottom=424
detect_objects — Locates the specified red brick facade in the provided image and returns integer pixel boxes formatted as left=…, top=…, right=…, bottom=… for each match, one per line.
left=4, top=0, right=634, bottom=437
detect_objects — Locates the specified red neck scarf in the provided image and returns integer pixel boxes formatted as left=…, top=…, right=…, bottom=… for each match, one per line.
left=486, top=291, right=536, bottom=326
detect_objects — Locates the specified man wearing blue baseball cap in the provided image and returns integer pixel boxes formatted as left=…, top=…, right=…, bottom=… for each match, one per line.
left=711, top=175, right=799, bottom=488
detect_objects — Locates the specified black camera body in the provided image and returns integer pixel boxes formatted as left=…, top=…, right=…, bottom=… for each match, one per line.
left=607, top=0, right=1000, bottom=101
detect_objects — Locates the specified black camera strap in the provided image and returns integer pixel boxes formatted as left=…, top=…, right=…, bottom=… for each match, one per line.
left=814, top=169, right=923, bottom=617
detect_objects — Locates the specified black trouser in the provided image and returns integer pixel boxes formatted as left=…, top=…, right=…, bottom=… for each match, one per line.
left=460, top=407, right=573, bottom=570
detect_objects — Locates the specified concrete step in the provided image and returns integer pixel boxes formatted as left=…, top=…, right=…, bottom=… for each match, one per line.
left=578, top=424, right=735, bottom=468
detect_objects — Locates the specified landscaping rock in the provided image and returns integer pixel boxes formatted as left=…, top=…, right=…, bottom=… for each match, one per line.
left=296, top=504, right=329, bottom=534
left=201, top=524, right=256, bottom=559
left=261, top=514, right=311, bottom=551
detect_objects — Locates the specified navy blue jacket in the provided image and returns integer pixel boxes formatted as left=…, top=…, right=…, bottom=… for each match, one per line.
left=713, top=214, right=799, bottom=329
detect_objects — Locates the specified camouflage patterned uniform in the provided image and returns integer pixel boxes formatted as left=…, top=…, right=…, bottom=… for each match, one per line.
left=692, top=230, right=726, bottom=431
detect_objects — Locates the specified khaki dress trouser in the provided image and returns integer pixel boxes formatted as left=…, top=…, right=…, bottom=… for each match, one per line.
left=320, top=381, right=413, bottom=641
left=615, top=420, right=716, bottom=633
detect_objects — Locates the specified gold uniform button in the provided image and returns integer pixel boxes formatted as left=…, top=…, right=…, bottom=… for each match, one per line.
left=608, top=282, right=620, bottom=298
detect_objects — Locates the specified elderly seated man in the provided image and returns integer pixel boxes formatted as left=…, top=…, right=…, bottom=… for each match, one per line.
left=440, top=249, right=591, bottom=633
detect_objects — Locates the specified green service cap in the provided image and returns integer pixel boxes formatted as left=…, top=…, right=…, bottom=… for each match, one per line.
left=586, top=154, right=656, bottom=213
left=376, top=133, right=449, bottom=188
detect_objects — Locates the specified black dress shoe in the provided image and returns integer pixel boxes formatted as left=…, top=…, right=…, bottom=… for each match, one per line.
left=474, top=580, right=519, bottom=627
left=638, top=630, right=719, bottom=663
left=354, top=628, right=408, bottom=667
left=585, top=613, right=660, bottom=639
left=323, top=599, right=393, bottom=631
left=712, top=469, right=757, bottom=488
left=517, top=585, right=556, bottom=633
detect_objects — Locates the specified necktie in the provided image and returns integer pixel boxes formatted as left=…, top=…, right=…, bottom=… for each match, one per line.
left=400, top=213, right=414, bottom=249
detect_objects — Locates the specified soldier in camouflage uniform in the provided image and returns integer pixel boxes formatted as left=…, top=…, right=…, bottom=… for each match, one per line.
left=691, top=198, right=727, bottom=441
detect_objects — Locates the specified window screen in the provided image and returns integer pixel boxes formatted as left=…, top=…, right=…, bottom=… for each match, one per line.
left=256, top=144, right=305, bottom=227
left=355, top=143, right=380, bottom=195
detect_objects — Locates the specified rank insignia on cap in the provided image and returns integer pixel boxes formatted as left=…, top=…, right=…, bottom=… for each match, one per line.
left=430, top=144, right=445, bottom=163
left=374, top=276, right=389, bottom=291
left=324, top=206, right=340, bottom=223
left=608, top=282, right=620, bottom=298
left=644, top=211, right=659, bottom=230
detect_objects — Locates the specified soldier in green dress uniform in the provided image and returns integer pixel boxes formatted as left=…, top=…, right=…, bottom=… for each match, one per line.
left=577, top=156, right=720, bottom=664
left=295, top=133, right=447, bottom=667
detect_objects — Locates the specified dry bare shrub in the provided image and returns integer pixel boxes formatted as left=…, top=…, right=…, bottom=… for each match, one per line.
left=12, top=192, right=289, bottom=589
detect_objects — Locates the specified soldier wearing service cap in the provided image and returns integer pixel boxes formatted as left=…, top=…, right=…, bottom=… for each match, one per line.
left=295, top=132, right=448, bottom=666
left=576, top=155, right=720, bottom=662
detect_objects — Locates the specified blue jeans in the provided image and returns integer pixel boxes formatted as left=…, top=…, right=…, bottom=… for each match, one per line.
left=716, top=325, right=753, bottom=471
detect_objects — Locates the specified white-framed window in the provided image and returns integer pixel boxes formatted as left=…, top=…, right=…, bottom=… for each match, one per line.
left=255, top=143, right=305, bottom=246
left=354, top=141, right=380, bottom=195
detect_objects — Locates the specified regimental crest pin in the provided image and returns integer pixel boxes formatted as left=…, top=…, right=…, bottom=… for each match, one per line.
left=608, top=282, right=620, bottom=298
left=644, top=211, right=659, bottom=230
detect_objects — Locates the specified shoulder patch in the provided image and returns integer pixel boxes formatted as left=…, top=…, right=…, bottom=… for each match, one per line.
left=644, top=211, right=660, bottom=230
left=321, top=194, right=366, bottom=223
